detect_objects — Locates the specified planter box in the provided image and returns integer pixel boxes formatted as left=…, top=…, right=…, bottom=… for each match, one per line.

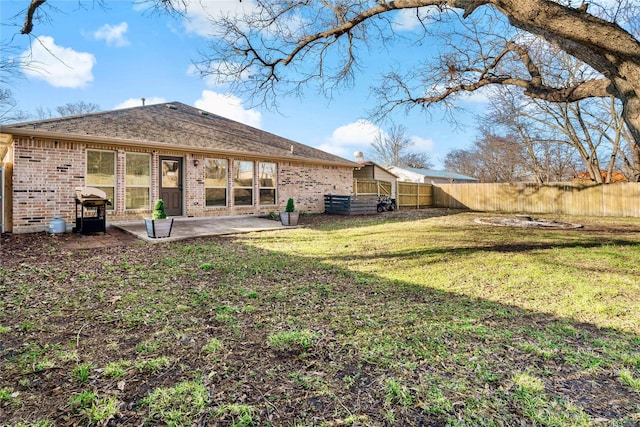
left=145, top=218, right=174, bottom=238
left=280, top=211, right=299, bottom=226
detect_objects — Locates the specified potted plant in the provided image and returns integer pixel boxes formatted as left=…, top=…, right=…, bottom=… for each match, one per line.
left=280, top=198, right=299, bottom=226
left=145, top=199, right=174, bottom=238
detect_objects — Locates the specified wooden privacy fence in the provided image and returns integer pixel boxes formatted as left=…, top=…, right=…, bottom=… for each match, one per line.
left=397, top=182, right=433, bottom=208
left=353, top=179, right=433, bottom=209
left=353, top=179, right=392, bottom=197
left=433, top=182, right=640, bottom=217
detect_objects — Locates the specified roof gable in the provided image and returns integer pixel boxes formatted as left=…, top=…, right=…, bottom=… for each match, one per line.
left=2, top=102, right=354, bottom=166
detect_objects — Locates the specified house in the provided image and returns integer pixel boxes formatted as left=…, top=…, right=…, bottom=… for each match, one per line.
left=0, top=102, right=356, bottom=233
left=353, top=160, right=399, bottom=198
left=388, top=166, right=479, bottom=184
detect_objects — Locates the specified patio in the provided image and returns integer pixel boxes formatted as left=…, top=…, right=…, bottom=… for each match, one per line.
left=56, top=215, right=290, bottom=250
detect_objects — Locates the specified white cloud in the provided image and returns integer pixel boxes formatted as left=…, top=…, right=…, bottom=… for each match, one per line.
left=410, top=135, right=435, bottom=152
left=94, top=22, right=130, bottom=47
left=317, top=120, right=381, bottom=158
left=187, top=62, right=250, bottom=88
left=392, top=6, right=451, bottom=31
left=194, top=90, right=262, bottom=128
left=317, top=120, right=436, bottom=160
left=114, top=97, right=167, bottom=109
left=20, top=36, right=96, bottom=88
left=181, top=0, right=259, bottom=38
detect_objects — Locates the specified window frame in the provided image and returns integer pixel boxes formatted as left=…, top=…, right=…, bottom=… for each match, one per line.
left=258, top=162, right=277, bottom=206
left=204, top=158, right=229, bottom=207
left=86, top=149, right=116, bottom=211
left=124, top=152, right=151, bottom=211
left=233, top=160, right=254, bottom=206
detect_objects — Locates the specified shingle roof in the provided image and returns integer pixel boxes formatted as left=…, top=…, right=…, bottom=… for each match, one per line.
left=2, top=102, right=354, bottom=166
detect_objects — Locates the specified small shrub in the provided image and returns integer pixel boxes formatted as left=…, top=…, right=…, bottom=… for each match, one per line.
left=152, top=199, right=167, bottom=220
left=285, top=198, right=295, bottom=213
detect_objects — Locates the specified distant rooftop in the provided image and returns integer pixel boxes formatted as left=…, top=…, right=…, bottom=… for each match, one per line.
left=391, top=166, right=478, bottom=181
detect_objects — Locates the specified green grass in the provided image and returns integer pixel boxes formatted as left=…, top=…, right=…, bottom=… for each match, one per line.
left=267, top=329, right=317, bottom=351
left=2, top=211, right=640, bottom=425
left=143, top=380, right=209, bottom=426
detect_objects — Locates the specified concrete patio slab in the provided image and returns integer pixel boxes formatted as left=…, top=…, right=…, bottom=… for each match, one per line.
left=111, top=215, right=289, bottom=243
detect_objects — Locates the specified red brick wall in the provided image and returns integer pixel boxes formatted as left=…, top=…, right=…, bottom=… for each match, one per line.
left=9, top=138, right=353, bottom=233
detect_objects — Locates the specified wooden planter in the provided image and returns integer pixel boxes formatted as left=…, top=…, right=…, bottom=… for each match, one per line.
left=145, top=218, right=174, bottom=238
left=279, top=211, right=299, bottom=226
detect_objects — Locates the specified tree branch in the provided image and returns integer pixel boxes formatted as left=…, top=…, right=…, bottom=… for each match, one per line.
left=21, top=0, right=47, bottom=35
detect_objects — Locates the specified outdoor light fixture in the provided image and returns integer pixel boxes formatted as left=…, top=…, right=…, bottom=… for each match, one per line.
left=193, top=159, right=199, bottom=167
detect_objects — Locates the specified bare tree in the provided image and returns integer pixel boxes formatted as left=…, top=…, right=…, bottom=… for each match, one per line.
left=188, top=1, right=640, bottom=162
left=0, top=88, right=30, bottom=124
left=402, top=152, right=434, bottom=169
left=55, top=101, right=101, bottom=116
left=370, top=124, right=433, bottom=168
left=444, top=130, right=536, bottom=183
left=443, top=148, right=479, bottom=180
left=34, top=101, right=102, bottom=120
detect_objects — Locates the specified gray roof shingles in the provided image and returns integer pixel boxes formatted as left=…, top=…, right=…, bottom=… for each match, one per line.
left=2, top=102, right=354, bottom=166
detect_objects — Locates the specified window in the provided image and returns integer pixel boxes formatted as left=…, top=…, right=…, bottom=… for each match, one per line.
left=125, top=153, right=151, bottom=209
left=259, top=162, right=276, bottom=205
left=233, top=160, right=254, bottom=206
left=86, top=150, right=116, bottom=209
left=205, top=158, right=228, bottom=206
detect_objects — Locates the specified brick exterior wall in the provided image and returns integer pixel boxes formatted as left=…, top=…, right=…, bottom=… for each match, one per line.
left=8, top=137, right=353, bottom=233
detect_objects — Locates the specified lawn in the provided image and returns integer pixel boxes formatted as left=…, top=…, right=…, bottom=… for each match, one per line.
left=1, top=210, right=639, bottom=426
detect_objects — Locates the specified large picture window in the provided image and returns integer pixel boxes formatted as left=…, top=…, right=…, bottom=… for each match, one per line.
left=259, top=162, right=276, bottom=205
left=205, top=158, right=228, bottom=207
left=86, top=150, right=116, bottom=209
left=233, top=160, right=254, bottom=206
left=125, top=153, right=151, bottom=210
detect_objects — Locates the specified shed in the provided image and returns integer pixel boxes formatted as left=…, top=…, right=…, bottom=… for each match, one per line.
left=353, top=160, right=399, bottom=197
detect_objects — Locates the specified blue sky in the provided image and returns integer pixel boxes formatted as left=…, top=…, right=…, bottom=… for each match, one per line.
left=1, top=1, right=489, bottom=168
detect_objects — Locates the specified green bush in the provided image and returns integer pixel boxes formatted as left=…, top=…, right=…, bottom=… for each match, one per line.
left=152, top=199, right=167, bottom=219
left=285, top=198, right=295, bottom=213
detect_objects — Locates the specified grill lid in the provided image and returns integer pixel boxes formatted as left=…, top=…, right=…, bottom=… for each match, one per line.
left=75, top=187, right=109, bottom=201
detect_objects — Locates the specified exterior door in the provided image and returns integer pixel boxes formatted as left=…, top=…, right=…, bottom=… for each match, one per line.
left=159, top=156, right=183, bottom=216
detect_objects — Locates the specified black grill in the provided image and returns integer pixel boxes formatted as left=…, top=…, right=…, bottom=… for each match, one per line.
left=73, top=187, right=112, bottom=235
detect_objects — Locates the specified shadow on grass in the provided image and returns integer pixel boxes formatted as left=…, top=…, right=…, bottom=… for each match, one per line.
left=303, top=208, right=469, bottom=231
left=1, top=222, right=639, bottom=426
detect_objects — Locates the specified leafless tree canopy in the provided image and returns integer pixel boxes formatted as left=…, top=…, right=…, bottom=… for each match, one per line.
left=370, top=123, right=433, bottom=168
left=190, top=1, right=640, bottom=151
